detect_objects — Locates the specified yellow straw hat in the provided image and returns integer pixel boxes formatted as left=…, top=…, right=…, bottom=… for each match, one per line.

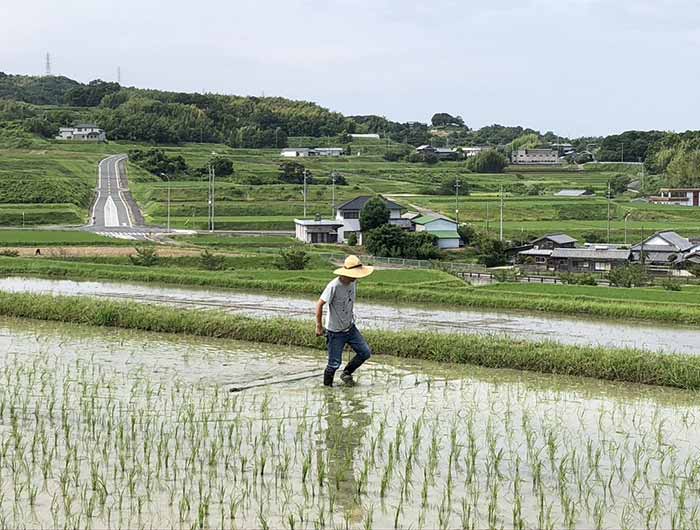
left=333, top=255, right=374, bottom=279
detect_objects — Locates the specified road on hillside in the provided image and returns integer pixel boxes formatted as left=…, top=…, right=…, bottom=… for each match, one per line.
left=86, top=155, right=156, bottom=240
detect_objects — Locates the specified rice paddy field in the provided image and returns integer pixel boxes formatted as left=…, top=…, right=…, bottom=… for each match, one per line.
left=1, top=316, right=700, bottom=529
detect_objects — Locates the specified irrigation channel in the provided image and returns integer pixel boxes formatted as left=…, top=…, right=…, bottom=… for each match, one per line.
left=1, top=317, right=699, bottom=529
left=1, top=276, right=699, bottom=355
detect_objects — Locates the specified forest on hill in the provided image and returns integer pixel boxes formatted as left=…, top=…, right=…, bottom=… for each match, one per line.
left=1, top=72, right=699, bottom=183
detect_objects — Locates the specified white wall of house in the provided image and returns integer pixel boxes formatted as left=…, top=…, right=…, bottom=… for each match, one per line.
left=437, top=238, right=460, bottom=249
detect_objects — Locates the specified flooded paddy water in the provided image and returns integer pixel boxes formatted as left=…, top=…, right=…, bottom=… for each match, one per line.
left=1, top=276, right=700, bottom=355
left=1, top=317, right=700, bottom=529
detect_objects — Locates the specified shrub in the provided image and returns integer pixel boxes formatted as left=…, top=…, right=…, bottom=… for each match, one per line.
left=277, top=248, right=310, bottom=270
left=492, top=269, right=520, bottom=283
left=128, top=246, right=159, bottom=267
left=660, top=278, right=682, bottom=291
left=199, top=249, right=225, bottom=271
left=347, top=232, right=358, bottom=246
left=560, top=273, right=597, bottom=286
left=608, top=265, right=650, bottom=288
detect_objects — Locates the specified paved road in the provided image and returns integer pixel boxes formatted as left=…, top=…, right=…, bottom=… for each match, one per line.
left=91, top=155, right=134, bottom=229
left=86, top=155, right=166, bottom=241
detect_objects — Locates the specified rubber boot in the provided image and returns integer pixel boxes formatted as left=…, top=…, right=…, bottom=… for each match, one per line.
left=340, top=355, right=366, bottom=386
left=323, top=370, right=335, bottom=387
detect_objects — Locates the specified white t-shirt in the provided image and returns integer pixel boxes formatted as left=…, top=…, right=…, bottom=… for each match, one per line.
left=320, top=277, right=356, bottom=332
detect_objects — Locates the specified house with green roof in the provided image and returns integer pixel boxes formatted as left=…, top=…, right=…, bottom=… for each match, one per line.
left=412, top=215, right=460, bottom=249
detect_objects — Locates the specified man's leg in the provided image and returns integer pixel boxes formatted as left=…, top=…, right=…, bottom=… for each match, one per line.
left=324, top=331, right=347, bottom=387
left=342, top=326, right=372, bottom=383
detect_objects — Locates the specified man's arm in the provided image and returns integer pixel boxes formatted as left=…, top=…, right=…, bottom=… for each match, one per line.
left=315, top=299, right=326, bottom=336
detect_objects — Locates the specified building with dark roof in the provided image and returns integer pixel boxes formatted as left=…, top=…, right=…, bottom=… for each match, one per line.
left=631, top=231, right=694, bottom=265
left=335, top=195, right=405, bottom=244
left=530, top=233, right=578, bottom=250
left=549, top=247, right=631, bottom=273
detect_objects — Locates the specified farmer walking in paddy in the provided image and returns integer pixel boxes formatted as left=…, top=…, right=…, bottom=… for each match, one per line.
left=316, top=255, right=374, bottom=387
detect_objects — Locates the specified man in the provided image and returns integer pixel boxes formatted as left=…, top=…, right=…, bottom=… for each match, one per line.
left=315, top=255, right=374, bottom=387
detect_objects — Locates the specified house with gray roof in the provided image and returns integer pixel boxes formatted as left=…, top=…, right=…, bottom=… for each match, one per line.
left=549, top=247, right=631, bottom=273
left=631, top=231, right=694, bottom=265
left=530, top=233, right=578, bottom=250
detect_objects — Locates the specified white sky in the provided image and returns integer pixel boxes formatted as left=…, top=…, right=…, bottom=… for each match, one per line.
left=1, top=0, right=698, bottom=137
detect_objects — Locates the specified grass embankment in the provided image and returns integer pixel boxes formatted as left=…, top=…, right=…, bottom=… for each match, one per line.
left=3, top=257, right=700, bottom=325
left=1, top=290, right=699, bottom=390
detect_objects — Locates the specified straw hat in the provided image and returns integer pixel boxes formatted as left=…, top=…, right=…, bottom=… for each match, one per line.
left=333, top=255, right=374, bottom=279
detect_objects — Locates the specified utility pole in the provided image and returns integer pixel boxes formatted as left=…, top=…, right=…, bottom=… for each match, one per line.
left=303, top=170, right=308, bottom=217
left=499, top=185, right=504, bottom=241
left=331, top=172, right=337, bottom=217
left=485, top=202, right=489, bottom=233
left=160, top=173, right=171, bottom=232
left=607, top=180, right=611, bottom=242
left=454, top=178, right=461, bottom=225
left=208, top=163, right=215, bottom=232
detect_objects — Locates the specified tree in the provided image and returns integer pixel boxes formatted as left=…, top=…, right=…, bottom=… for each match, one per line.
left=607, top=265, right=650, bottom=287
left=360, top=196, right=390, bottom=232
left=347, top=232, right=358, bottom=246
left=457, top=224, right=477, bottom=245
left=199, top=249, right=226, bottom=270
left=431, top=113, right=465, bottom=128
left=325, top=172, right=347, bottom=186
left=476, top=236, right=508, bottom=267
left=437, top=176, right=470, bottom=196
left=364, top=225, right=408, bottom=257
left=609, top=173, right=631, bottom=195
left=466, top=149, right=509, bottom=173
left=129, top=245, right=159, bottom=266
left=279, top=161, right=313, bottom=184
left=209, top=157, right=234, bottom=177
left=665, top=150, right=700, bottom=187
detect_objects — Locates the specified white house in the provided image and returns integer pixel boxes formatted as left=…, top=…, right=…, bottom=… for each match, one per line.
left=280, top=148, right=312, bottom=158
left=650, top=188, right=700, bottom=207
left=460, top=146, right=486, bottom=158
left=335, top=195, right=406, bottom=244
left=350, top=134, right=380, bottom=139
left=412, top=215, right=460, bottom=249
left=314, top=148, right=344, bottom=157
left=56, top=124, right=106, bottom=141
left=280, top=147, right=344, bottom=158
left=294, top=218, right=344, bottom=244
left=512, top=148, right=559, bottom=165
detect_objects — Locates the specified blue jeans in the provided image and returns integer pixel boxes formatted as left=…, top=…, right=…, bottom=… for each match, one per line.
left=325, top=325, right=372, bottom=374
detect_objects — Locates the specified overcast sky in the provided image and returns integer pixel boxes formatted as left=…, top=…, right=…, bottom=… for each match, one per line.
left=1, top=0, right=698, bottom=137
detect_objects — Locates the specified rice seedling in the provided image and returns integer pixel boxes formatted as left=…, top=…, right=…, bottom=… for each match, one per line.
left=0, top=316, right=700, bottom=528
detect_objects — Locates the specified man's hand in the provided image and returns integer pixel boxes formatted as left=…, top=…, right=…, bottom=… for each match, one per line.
left=315, top=299, right=326, bottom=337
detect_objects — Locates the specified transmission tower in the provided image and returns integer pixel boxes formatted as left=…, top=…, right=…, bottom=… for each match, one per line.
left=117, top=66, right=121, bottom=84
left=45, top=53, right=51, bottom=76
